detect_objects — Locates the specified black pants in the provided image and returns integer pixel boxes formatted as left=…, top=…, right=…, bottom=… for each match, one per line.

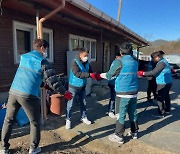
left=147, top=78, right=157, bottom=99
left=157, top=83, right=172, bottom=114
left=108, top=84, right=116, bottom=113
left=0, top=93, right=41, bottom=150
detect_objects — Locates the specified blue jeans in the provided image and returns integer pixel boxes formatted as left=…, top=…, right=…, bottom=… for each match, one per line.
left=66, top=87, right=87, bottom=120
left=108, top=84, right=116, bottom=113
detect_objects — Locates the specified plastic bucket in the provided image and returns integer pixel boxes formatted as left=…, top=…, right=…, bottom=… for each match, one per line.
left=50, top=94, right=65, bottom=115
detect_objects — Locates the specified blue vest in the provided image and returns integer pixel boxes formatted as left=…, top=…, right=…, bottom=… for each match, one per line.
left=156, top=58, right=172, bottom=84
left=115, top=55, right=138, bottom=94
left=69, top=59, right=89, bottom=88
left=10, top=51, right=44, bottom=97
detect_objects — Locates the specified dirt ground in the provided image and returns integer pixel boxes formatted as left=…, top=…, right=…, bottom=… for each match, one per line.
left=1, top=78, right=179, bottom=154
left=6, top=115, right=172, bottom=154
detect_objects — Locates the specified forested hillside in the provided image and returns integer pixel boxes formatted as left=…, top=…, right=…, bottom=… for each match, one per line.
left=140, top=39, right=180, bottom=55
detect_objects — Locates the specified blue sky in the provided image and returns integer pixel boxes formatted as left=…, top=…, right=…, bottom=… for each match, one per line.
left=86, top=0, right=180, bottom=41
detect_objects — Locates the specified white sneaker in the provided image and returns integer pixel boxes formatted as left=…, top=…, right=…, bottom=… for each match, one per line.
left=65, top=119, right=71, bottom=129
left=29, top=147, right=41, bottom=154
left=81, top=117, right=91, bottom=125
left=0, top=150, right=9, bottom=154
left=108, top=133, right=124, bottom=144
left=127, top=131, right=138, bottom=139
left=108, top=112, right=116, bottom=118
left=116, top=114, right=119, bottom=120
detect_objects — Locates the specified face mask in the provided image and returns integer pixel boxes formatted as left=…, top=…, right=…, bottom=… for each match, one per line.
left=82, top=56, right=88, bottom=62
left=43, top=49, right=48, bottom=58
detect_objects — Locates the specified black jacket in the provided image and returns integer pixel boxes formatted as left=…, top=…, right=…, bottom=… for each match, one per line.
left=41, top=59, right=66, bottom=95
left=69, top=55, right=93, bottom=90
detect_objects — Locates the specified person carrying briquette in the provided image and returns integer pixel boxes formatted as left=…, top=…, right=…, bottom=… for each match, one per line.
left=106, top=51, right=121, bottom=119
left=0, top=39, right=72, bottom=154
left=100, top=42, right=139, bottom=144
left=138, top=51, right=172, bottom=117
left=146, top=54, right=157, bottom=102
left=66, top=48, right=101, bottom=129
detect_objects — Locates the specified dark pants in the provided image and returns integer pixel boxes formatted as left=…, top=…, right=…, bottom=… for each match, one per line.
left=147, top=78, right=157, bottom=99
left=66, top=87, right=87, bottom=120
left=108, top=84, right=116, bottom=113
left=115, top=97, right=138, bottom=137
left=0, top=94, right=41, bottom=150
left=157, top=83, right=172, bottom=114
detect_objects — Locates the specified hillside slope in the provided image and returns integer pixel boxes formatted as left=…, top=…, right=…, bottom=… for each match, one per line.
left=140, top=39, right=180, bottom=55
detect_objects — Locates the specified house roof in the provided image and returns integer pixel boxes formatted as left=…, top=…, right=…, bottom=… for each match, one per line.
left=66, top=0, right=148, bottom=46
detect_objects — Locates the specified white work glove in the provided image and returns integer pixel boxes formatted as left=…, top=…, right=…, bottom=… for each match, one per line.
left=100, top=73, right=107, bottom=79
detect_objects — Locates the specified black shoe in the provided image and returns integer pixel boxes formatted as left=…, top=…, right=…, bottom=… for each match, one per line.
left=147, top=98, right=153, bottom=102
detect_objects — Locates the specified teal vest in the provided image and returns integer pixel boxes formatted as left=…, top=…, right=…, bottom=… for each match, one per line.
left=10, top=51, right=44, bottom=97
left=115, top=55, right=138, bottom=94
left=156, top=58, right=172, bottom=84
left=69, top=59, right=89, bottom=88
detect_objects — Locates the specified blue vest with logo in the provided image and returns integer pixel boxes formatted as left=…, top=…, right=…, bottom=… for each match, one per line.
left=156, top=58, right=172, bottom=84
left=10, top=50, right=44, bottom=97
left=115, top=55, right=138, bottom=94
left=69, top=59, right=89, bottom=88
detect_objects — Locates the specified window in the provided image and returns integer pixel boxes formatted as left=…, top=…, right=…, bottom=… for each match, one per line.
left=13, top=21, right=54, bottom=63
left=69, top=34, right=96, bottom=61
left=90, top=41, right=96, bottom=61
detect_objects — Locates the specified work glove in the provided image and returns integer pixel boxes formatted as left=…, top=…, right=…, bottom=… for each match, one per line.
left=90, top=73, right=97, bottom=80
left=96, top=73, right=102, bottom=81
left=137, top=71, right=145, bottom=77
left=100, top=73, right=107, bottom=79
left=64, top=91, right=73, bottom=100
left=44, top=84, right=51, bottom=90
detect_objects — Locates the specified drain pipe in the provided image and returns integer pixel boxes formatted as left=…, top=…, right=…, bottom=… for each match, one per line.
left=37, top=0, right=65, bottom=125
left=38, top=0, right=65, bottom=39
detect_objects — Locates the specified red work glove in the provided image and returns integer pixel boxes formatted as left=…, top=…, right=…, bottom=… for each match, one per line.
left=90, top=73, right=97, bottom=80
left=64, top=91, right=73, bottom=100
left=137, top=71, right=145, bottom=77
left=96, top=73, right=102, bottom=81
left=44, top=84, right=51, bottom=90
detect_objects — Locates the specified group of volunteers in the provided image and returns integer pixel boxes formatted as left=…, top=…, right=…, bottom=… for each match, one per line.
left=0, top=39, right=172, bottom=153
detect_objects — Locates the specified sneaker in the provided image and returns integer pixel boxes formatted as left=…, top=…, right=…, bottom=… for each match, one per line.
left=116, top=114, right=119, bottom=120
left=65, top=119, right=71, bottom=129
left=0, top=150, right=9, bottom=154
left=127, top=131, right=138, bottom=139
left=108, top=112, right=116, bottom=118
left=108, top=133, right=124, bottom=144
left=81, top=117, right=91, bottom=125
left=29, top=147, right=41, bottom=154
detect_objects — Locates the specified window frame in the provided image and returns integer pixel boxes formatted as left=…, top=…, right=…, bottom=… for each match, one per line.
left=13, top=21, right=54, bottom=64
left=69, top=34, right=97, bottom=62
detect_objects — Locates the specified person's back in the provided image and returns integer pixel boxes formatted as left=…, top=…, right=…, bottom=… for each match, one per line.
left=0, top=39, right=71, bottom=154
left=10, top=50, right=44, bottom=97
left=105, top=42, right=139, bottom=144
left=115, top=55, right=138, bottom=95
